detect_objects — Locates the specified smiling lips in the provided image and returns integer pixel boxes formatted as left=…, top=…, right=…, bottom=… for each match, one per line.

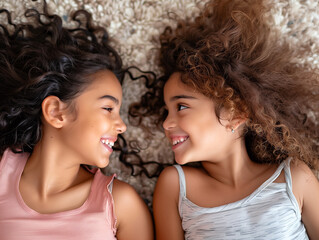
left=101, top=139, right=115, bottom=152
left=171, top=136, right=189, bottom=149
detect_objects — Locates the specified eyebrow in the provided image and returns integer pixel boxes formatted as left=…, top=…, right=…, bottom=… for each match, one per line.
left=170, top=95, right=197, bottom=102
left=98, top=95, right=119, bottom=105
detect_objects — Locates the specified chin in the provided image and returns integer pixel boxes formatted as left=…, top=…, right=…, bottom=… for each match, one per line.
left=95, top=158, right=110, bottom=168
left=174, top=155, right=190, bottom=165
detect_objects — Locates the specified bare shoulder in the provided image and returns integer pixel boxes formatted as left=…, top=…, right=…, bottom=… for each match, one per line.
left=112, top=179, right=153, bottom=240
left=290, top=160, right=318, bottom=196
left=153, top=166, right=180, bottom=205
left=112, top=179, right=136, bottom=196
left=290, top=160, right=318, bottom=185
left=153, top=166, right=186, bottom=240
left=290, top=160, right=319, bottom=239
left=157, top=166, right=180, bottom=185
left=290, top=160, right=319, bottom=210
left=112, top=179, right=149, bottom=214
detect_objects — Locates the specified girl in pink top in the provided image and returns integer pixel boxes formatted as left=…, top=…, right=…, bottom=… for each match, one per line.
left=0, top=1, right=153, bottom=240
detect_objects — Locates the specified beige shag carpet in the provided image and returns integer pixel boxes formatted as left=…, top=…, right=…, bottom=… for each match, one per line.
left=1, top=0, right=318, bottom=208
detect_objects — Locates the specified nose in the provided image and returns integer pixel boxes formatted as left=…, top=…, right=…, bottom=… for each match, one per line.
left=115, top=116, right=127, bottom=134
left=162, top=112, right=176, bottom=131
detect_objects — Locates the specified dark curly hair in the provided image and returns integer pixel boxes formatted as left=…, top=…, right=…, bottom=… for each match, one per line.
left=130, top=0, right=319, bottom=170
left=0, top=1, right=125, bottom=155
left=0, top=1, right=168, bottom=178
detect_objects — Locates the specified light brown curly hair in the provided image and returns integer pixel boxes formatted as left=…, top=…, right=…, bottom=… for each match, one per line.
left=130, top=0, right=319, bottom=170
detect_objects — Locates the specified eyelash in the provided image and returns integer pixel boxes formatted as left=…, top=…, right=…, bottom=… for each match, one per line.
left=163, top=104, right=188, bottom=116
left=103, top=107, right=113, bottom=112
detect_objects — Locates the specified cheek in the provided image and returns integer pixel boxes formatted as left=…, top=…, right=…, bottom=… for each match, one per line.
left=66, top=117, right=100, bottom=142
left=194, top=121, right=225, bottom=145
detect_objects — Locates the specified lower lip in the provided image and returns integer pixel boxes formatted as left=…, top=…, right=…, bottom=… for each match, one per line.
left=172, top=138, right=188, bottom=150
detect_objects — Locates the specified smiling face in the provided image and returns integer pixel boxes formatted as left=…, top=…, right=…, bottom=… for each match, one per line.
left=163, top=72, right=236, bottom=165
left=59, top=70, right=126, bottom=168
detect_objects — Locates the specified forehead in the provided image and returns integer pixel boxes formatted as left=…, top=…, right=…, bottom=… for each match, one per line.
left=164, top=72, right=217, bottom=108
left=88, top=69, right=121, bottom=87
left=165, top=73, right=187, bottom=91
left=164, top=72, right=195, bottom=96
left=84, top=70, right=122, bottom=97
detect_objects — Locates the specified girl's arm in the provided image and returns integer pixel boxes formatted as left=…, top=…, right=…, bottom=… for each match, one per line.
left=292, top=161, right=319, bottom=239
left=153, top=166, right=184, bottom=240
left=112, top=179, right=154, bottom=240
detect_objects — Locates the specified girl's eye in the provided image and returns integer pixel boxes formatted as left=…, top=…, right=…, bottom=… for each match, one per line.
left=177, top=104, right=188, bottom=111
left=103, top=107, right=113, bottom=112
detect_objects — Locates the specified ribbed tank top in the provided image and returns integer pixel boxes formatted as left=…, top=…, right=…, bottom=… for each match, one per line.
left=0, top=149, right=117, bottom=240
left=174, top=159, right=309, bottom=240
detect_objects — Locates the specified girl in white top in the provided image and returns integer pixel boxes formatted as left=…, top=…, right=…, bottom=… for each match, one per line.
left=131, top=0, right=319, bottom=239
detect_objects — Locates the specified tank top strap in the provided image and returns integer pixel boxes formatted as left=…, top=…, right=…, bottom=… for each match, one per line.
left=242, top=161, right=286, bottom=205
left=174, top=165, right=187, bottom=217
left=90, top=170, right=117, bottom=235
left=91, top=170, right=116, bottom=196
left=174, top=165, right=186, bottom=197
left=0, top=149, right=28, bottom=176
left=283, top=157, right=301, bottom=219
left=107, top=174, right=116, bottom=193
left=105, top=173, right=117, bottom=235
left=0, top=149, right=10, bottom=173
left=283, top=157, right=293, bottom=189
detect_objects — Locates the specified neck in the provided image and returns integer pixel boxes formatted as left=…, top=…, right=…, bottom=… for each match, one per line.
left=22, top=137, right=88, bottom=198
left=201, top=138, right=264, bottom=188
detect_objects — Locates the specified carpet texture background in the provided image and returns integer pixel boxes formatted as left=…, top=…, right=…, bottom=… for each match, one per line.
left=1, top=0, right=318, bottom=208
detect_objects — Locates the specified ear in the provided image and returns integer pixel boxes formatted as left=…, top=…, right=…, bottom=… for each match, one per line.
left=41, top=96, right=68, bottom=129
left=231, top=117, right=247, bottom=130
left=219, top=107, right=247, bottom=133
left=226, top=117, right=247, bottom=133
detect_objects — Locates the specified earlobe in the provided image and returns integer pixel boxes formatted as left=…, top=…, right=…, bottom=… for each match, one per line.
left=42, top=96, right=67, bottom=128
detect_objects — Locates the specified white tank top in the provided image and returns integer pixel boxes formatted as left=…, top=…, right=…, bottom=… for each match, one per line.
left=174, top=159, right=309, bottom=240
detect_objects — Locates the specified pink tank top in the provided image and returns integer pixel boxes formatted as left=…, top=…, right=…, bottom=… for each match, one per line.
left=0, top=149, right=117, bottom=240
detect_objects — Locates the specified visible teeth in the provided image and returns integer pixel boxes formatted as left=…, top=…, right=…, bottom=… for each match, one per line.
left=101, top=139, right=115, bottom=147
left=172, top=137, right=188, bottom=146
